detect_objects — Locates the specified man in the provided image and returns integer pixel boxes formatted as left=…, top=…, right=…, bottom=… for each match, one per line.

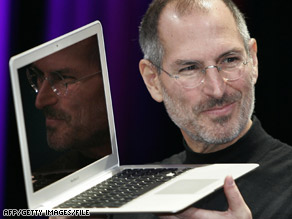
left=26, top=36, right=112, bottom=189
left=113, top=0, right=292, bottom=218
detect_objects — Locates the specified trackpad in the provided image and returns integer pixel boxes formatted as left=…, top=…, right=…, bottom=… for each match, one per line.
left=156, top=179, right=218, bottom=195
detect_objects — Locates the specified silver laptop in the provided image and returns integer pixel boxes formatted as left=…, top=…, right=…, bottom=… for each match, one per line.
left=9, top=20, right=258, bottom=214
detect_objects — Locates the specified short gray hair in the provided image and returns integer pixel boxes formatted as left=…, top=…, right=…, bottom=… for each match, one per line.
left=139, top=0, right=251, bottom=68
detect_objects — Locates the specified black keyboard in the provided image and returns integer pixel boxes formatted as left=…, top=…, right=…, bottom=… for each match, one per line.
left=57, top=168, right=190, bottom=208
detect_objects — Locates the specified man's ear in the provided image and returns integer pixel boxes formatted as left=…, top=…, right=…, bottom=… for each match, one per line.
left=139, top=59, right=163, bottom=102
left=249, top=38, right=258, bottom=84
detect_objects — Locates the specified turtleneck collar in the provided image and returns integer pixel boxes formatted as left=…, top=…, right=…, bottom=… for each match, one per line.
left=183, top=116, right=274, bottom=164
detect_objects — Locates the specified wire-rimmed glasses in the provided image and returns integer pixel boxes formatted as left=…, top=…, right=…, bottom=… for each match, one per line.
left=26, top=66, right=101, bottom=96
left=152, top=54, right=249, bottom=89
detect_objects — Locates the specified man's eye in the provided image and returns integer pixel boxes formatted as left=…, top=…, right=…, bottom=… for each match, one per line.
left=50, top=74, right=63, bottom=82
left=222, top=56, right=240, bottom=64
left=62, top=75, right=75, bottom=80
left=51, top=73, right=75, bottom=83
left=179, top=65, right=200, bottom=74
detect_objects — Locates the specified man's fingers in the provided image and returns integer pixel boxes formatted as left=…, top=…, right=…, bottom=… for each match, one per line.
left=159, top=207, right=227, bottom=219
left=224, top=175, right=245, bottom=210
left=224, top=175, right=252, bottom=218
left=184, top=207, right=226, bottom=219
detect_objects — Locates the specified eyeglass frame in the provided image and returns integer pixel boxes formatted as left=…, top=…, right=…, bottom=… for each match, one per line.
left=151, top=55, right=249, bottom=88
left=26, top=66, right=101, bottom=96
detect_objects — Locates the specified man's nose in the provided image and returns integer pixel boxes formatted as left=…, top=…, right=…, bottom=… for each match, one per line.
left=202, top=66, right=226, bottom=99
left=35, top=80, right=58, bottom=109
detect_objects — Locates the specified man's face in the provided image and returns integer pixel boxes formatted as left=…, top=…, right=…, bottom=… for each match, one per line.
left=33, top=39, right=109, bottom=154
left=156, top=1, right=258, bottom=151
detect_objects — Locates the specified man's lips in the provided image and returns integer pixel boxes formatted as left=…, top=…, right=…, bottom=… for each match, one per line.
left=202, top=102, right=236, bottom=116
left=45, top=117, right=65, bottom=127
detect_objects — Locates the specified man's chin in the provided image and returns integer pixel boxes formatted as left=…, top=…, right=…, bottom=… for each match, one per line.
left=210, top=115, right=232, bottom=125
left=187, top=116, right=241, bottom=145
left=47, top=136, right=70, bottom=152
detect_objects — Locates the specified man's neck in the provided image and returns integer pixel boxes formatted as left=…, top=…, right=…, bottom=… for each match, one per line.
left=182, top=119, right=253, bottom=154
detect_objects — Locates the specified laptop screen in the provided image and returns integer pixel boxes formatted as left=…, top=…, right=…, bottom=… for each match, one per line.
left=17, top=35, right=112, bottom=192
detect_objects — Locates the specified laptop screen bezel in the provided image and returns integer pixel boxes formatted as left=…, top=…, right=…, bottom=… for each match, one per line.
left=9, top=21, right=119, bottom=209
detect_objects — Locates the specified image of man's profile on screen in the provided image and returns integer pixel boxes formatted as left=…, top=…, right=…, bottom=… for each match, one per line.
left=23, top=36, right=112, bottom=190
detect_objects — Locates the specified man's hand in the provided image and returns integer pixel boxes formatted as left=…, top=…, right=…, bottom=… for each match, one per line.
left=159, top=176, right=252, bottom=219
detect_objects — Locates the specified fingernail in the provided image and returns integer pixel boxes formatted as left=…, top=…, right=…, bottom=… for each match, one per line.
left=226, top=175, right=234, bottom=186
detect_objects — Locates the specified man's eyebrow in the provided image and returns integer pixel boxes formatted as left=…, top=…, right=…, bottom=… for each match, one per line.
left=50, top=68, right=73, bottom=75
left=217, top=48, right=245, bottom=60
left=172, top=48, right=245, bottom=67
left=29, top=64, right=75, bottom=75
left=174, top=59, right=201, bottom=66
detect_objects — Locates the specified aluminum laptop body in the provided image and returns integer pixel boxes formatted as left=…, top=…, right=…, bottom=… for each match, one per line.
left=9, top=20, right=258, bottom=214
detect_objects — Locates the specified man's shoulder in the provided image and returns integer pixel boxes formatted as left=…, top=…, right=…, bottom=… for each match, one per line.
left=262, top=138, right=292, bottom=166
left=159, top=150, right=186, bottom=164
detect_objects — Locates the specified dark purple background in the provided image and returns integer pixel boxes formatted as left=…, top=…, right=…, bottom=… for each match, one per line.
left=2, top=0, right=292, bottom=214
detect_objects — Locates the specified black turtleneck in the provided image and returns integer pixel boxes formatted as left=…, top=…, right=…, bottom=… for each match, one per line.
left=183, top=116, right=282, bottom=164
left=161, top=116, right=292, bottom=218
